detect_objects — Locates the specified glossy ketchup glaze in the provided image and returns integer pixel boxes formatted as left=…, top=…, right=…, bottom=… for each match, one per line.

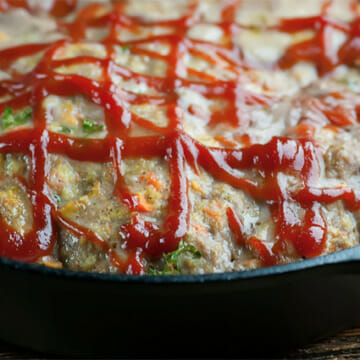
left=0, top=0, right=359, bottom=274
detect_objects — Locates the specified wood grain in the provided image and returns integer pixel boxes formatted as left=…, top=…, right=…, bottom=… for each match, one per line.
left=288, top=328, right=360, bottom=360
left=2, top=329, right=360, bottom=359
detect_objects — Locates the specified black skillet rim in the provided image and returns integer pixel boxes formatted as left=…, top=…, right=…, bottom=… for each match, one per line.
left=0, top=245, right=359, bottom=284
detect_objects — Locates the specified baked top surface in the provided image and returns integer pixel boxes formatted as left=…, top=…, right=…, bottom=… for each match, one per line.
left=0, top=0, right=359, bottom=275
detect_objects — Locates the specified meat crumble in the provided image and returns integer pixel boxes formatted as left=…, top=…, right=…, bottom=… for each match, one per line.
left=0, top=0, right=359, bottom=275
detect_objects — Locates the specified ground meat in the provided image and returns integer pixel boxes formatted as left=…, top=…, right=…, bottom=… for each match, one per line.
left=323, top=201, right=359, bottom=254
left=322, top=126, right=360, bottom=181
left=58, top=229, right=115, bottom=273
left=0, top=0, right=359, bottom=275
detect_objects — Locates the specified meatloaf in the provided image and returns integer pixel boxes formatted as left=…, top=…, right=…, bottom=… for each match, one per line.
left=0, top=0, right=359, bottom=275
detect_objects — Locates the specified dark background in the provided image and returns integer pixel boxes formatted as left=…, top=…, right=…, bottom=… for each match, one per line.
left=1, top=327, right=360, bottom=359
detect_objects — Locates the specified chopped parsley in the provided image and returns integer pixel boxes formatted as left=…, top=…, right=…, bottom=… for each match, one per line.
left=54, top=194, right=62, bottom=203
left=1, top=107, right=32, bottom=129
left=59, top=125, right=72, bottom=134
left=120, top=44, right=131, bottom=52
left=148, top=240, right=202, bottom=275
left=82, top=119, right=104, bottom=135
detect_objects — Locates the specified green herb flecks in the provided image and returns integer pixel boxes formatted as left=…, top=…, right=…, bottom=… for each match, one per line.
left=59, top=125, right=72, bottom=134
left=148, top=240, right=202, bottom=275
left=82, top=119, right=104, bottom=135
left=120, top=44, right=131, bottom=52
left=1, top=107, right=32, bottom=129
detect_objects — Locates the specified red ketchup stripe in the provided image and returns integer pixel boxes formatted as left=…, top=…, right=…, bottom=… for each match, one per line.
left=0, top=0, right=358, bottom=272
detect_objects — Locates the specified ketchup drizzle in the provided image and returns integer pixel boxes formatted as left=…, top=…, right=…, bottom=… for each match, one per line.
left=0, top=0, right=359, bottom=273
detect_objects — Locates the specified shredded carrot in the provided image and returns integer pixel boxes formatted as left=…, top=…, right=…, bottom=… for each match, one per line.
left=323, top=124, right=341, bottom=133
left=233, top=133, right=252, bottom=146
left=42, top=256, right=63, bottom=269
left=44, top=261, right=63, bottom=269
left=135, top=192, right=153, bottom=213
left=62, top=102, right=78, bottom=125
left=140, top=172, right=164, bottom=191
left=213, top=200, right=222, bottom=209
left=287, top=123, right=315, bottom=137
left=214, top=136, right=238, bottom=148
left=262, top=83, right=275, bottom=92
left=191, top=181, right=205, bottom=195
left=193, top=223, right=207, bottom=236
left=203, top=207, right=221, bottom=224
left=88, top=181, right=101, bottom=198
left=63, top=101, right=74, bottom=112
left=60, top=197, right=89, bottom=216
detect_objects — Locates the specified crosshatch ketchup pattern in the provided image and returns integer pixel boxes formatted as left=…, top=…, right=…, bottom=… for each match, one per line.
left=0, top=0, right=359, bottom=274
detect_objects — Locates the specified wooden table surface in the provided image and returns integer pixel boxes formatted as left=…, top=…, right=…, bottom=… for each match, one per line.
left=1, top=328, right=360, bottom=359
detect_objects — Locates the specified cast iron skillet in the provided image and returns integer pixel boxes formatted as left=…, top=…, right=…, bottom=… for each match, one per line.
left=1, top=246, right=360, bottom=358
